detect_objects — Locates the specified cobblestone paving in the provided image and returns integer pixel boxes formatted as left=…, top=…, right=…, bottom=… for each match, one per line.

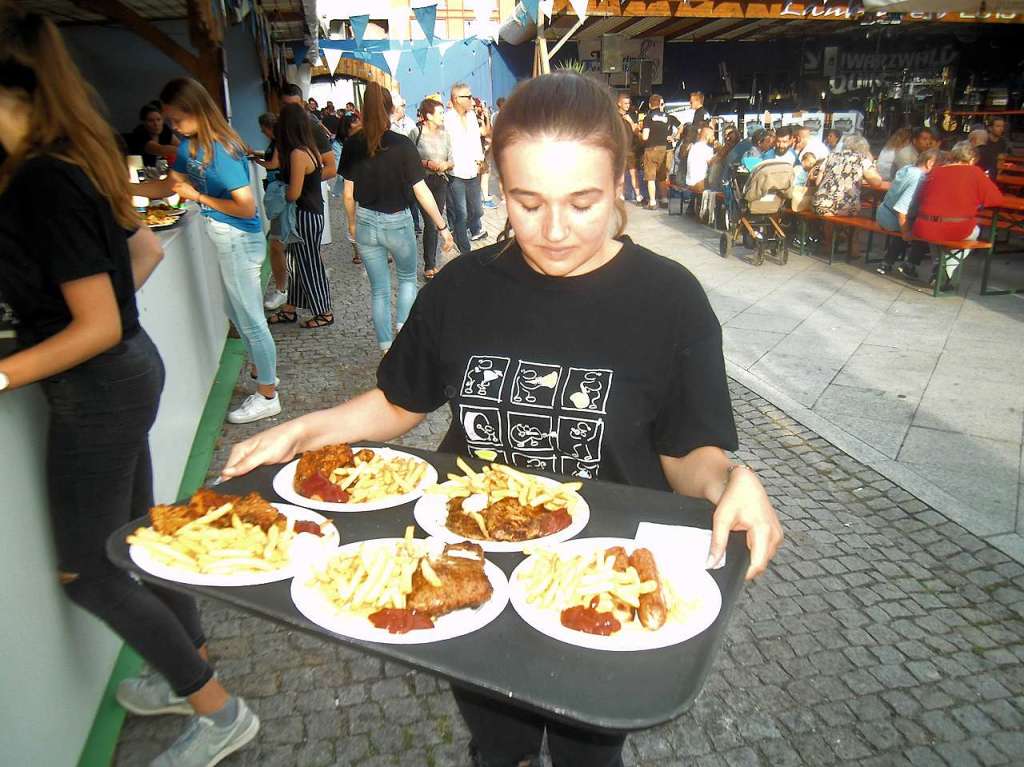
left=115, top=200, right=1024, bottom=766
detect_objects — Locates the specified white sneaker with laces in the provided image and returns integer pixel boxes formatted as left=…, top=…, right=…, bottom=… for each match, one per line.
left=227, top=393, right=281, bottom=424
left=469, top=230, right=488, bottom=242
left=263, top=288, right=287, bottom=310
left=150, top=698, right=259, bottom=767
left=116, top=675, right=193, bottom=716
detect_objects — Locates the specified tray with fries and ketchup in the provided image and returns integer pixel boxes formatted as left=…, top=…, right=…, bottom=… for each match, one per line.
left=107, top=444, right=748, bottom=732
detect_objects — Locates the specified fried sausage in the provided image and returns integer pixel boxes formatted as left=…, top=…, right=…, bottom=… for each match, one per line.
left=604, top=546, right=630, bottom=572
left=629, top=547, right=667, bottom=630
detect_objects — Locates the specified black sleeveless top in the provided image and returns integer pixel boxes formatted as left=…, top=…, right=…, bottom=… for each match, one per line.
left=285, top=147, right=323, bottom=214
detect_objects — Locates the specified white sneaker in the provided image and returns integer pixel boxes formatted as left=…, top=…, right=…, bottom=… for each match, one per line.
left=469, top=230, right=488, bottom=242
left=263, top=288, right=287, bottom=310
left=150, top=698, right=259, bottom=767
left=116, top=675, right=193, bottom=717
left=227, top=393, right=281, bottom=424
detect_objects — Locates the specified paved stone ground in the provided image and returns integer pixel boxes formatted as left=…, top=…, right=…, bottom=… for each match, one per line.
left=115, top=199, right=1024, bottom=766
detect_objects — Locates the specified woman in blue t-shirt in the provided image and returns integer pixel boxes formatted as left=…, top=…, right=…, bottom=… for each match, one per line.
left=135, top=78, right=280, bottom=425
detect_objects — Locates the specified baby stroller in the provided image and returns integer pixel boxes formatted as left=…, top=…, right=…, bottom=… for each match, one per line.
left=719, top=158, right=795, bottom=266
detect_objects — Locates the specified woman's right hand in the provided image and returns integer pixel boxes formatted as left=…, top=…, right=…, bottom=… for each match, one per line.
left=440, top=227, right=456, bottom=254
left=221, top=419, right=306, bottom=480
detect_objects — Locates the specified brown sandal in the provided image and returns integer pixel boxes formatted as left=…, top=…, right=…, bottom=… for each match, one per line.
left=301, top=313, right=334, bottom=329
left=352, top=255, right=362, bottom=264
left=267, top=309, right=297, bottom=324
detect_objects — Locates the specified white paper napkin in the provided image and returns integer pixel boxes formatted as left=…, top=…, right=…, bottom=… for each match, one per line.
left=634, top=522, right=725, bottom=571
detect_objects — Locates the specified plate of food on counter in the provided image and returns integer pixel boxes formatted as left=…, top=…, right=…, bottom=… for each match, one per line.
left=413, top=459, right=590, bottom=552
left=508, top=538, right=721, bottom=651
left=273, top=443, right=438, bottom=512
left=127, top=489, right=339, bottom=587
left=141, top=204, right=186, bottom=231
left=290, top=527, right=509, bottom=644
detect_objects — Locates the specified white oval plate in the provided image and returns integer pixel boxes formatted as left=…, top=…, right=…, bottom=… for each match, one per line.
left=273, top=446, right=438, bottom=513
left=412, top=475, right=590, bottom=553
left=129, top=503, right=340, bottom=587
left=509, top=537, right=722, bottom=652
left=290, top=537, right=510, bottom=644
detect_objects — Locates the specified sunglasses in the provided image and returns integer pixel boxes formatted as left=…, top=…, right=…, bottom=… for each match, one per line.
left=456, top=94, right=474, bottom=100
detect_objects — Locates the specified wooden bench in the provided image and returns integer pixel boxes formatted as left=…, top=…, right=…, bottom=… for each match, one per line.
left=788, top=208, right=992, bottom=297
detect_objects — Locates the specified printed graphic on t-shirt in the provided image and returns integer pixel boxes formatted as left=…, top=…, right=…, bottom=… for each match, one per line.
left=561, top=456, right=601, bottom=480
left=507, top=412, right=555, bottom=451
left=185, top=156, right=209, bottom=199
left=512, top=452, right=558, bottom=473
left=557, top=416, right=604, bottom=461
left=461, top=355, right=510, bottom=401
left=460, top=405, right=503, bottom=448
left=561, top=368, right=613, bottom=414
left=457, top=357, right=612, bottom=480
left=509, top=361, right=562, bottom=408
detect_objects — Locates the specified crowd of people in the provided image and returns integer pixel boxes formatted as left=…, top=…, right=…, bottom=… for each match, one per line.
left=611, top=89, right=1009, bottom=288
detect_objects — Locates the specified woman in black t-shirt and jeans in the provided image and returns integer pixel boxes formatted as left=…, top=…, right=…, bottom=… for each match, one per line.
left=267, top=103, right=333, bottom=329
left=0, top=12, right=257, bottom=766
left=339, top=82, right=454, bottom=351
left=222, top=73, right=783, bottom=767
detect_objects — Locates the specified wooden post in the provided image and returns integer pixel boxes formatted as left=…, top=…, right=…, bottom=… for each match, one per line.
left=186, top=0, right=227, bottom=112
left=532, top=12, right=551, bottom=76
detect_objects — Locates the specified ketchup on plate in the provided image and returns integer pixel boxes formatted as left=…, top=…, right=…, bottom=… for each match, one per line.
left=368, top=608, right=435, bottom=634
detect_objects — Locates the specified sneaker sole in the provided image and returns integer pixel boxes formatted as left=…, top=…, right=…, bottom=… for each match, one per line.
left=227, top=402, right=282, bottom=424
left=115, top=693, right=193, bottom=717
left=207, top=714, right=260, bottom=767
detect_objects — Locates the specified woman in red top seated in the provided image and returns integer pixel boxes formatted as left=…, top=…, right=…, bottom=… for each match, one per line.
left=909, top=142, right=1003, bottom=286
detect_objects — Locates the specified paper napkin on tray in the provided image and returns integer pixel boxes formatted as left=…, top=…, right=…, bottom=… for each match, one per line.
left=634, top=522, right=725, bottom=572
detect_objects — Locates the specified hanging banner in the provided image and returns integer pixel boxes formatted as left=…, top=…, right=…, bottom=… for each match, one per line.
left=321, top=47, right=343, bottom=75
left=438, top=40, right=458, bottom=61
left=522, top=0, right=540, bottom=23
left=540, top=0, right=554, bottom=20
left=469, top=0, right=494, bottom=23
left=350, top=14, right=369, bottom=46
left=411, top=41, right=431, bottom=71
left=412, top=0, right=438, bottom=43
left=569, top=0, right=587, bottom=20
left=382, top=48, right=403, bottom=76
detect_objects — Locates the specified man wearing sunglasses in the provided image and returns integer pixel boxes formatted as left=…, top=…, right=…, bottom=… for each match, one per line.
left=444, top=83, right=487, bottom=254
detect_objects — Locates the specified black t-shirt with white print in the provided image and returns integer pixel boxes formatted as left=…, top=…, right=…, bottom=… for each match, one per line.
left=642, top=109, right=681, bottom=150
left=377, top=237, right=737, bottom=492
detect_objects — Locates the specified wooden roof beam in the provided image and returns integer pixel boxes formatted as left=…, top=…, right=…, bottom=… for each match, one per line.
left=77, top=0, right=199, bottom=73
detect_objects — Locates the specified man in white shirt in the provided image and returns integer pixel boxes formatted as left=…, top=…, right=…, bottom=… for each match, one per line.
left=794, top=126, right=830, bottom=163
left=444, top=82, right=486, bottom=254
left=390, top=94, right=417, bottom=136
left=685, top=127, right=715, bottom=192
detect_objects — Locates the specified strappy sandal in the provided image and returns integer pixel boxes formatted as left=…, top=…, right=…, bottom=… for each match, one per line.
left=267, top=309, right=297, bottom=324
left=301, top=313, right=334, bottom=329
left=352, top=254, right=362, bottom=264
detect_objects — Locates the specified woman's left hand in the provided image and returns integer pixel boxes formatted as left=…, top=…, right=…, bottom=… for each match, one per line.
left=707, top=466, right=783, bottom=580
left=172, top=179, right=200, bottom=202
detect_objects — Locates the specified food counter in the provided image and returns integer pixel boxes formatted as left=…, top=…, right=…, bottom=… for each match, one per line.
left=0, top=206, right=229, bottom=765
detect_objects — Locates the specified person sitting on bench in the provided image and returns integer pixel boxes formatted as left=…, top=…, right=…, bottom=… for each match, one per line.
left=910, top=141, right=1004, bottom=288
left=875, top=148, right=939, bottom=277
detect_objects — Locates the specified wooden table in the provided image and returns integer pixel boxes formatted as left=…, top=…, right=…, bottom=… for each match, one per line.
left=981, top=193, right=1024, bottom=296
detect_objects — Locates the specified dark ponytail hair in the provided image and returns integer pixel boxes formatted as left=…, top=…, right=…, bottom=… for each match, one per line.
left=275, top=103, right=319, bottom=174
left=491, top=72, right=629, bottom=241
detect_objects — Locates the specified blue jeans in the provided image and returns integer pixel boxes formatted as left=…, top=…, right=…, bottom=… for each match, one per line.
left=355, top=207, right=418, bottom=348
left=205, top=218, right=278, bottom=384
left=447, top=175, right=483, bottom=254
left=331, top=142, right=344, bottom=197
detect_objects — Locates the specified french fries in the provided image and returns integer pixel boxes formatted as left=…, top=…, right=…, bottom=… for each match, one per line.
left=327, top=450, right=429, bottom=503
left=305, top=527, right=427, bottom=614
left=517, top=547, right=681, bottom=633
left=128, top=504, right=317, bottom=576
left=427, top=459, right=582, bottom=515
